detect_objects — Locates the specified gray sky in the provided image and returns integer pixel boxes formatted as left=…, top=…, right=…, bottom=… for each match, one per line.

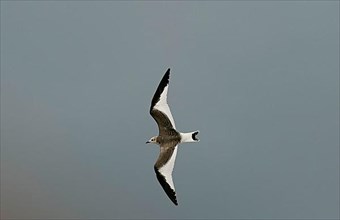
left=1, top=2, right=339, bottom=219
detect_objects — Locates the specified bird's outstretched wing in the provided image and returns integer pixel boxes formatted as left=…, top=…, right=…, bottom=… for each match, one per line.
left=154, top=142, right=179, bottom=206
left=150, top=68, right=176, bottom=132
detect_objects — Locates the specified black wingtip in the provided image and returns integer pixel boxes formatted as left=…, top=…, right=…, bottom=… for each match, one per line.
left=150, top=69, right=171, bottom=112
left=164, top=68, right=170, bottom=80
left=154, top=167, right=178, bottom=206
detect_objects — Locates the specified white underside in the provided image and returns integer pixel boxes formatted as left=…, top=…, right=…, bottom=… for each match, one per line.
left=158, top=146, right=178, bottom=191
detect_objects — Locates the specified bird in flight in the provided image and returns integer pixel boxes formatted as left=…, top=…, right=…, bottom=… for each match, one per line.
left=146, top=68, right=200, bottom=206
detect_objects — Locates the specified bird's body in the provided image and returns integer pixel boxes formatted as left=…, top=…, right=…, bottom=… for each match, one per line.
left=147, top=68, right=199, bottom=206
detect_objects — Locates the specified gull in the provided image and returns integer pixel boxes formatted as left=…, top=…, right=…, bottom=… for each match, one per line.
left=146, top=68, right=199, bottom=206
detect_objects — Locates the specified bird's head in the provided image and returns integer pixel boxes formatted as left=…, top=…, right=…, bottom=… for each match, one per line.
left=146, top=136, right=158, bottom=144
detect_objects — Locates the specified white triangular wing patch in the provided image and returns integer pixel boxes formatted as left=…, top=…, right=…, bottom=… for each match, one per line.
left=153, top=85, right=176, bottom=129
left=158, top=146, right=178, bottom=191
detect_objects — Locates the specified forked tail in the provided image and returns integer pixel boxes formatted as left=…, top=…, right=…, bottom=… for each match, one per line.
left=180, top=130, right=200, bottom=143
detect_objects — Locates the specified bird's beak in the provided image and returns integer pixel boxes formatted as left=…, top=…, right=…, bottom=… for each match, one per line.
left=146, top=141, right=150, bottom=144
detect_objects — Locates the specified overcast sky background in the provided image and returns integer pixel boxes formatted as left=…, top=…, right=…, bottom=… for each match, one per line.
left=1, top=2, right=339, bottom=219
